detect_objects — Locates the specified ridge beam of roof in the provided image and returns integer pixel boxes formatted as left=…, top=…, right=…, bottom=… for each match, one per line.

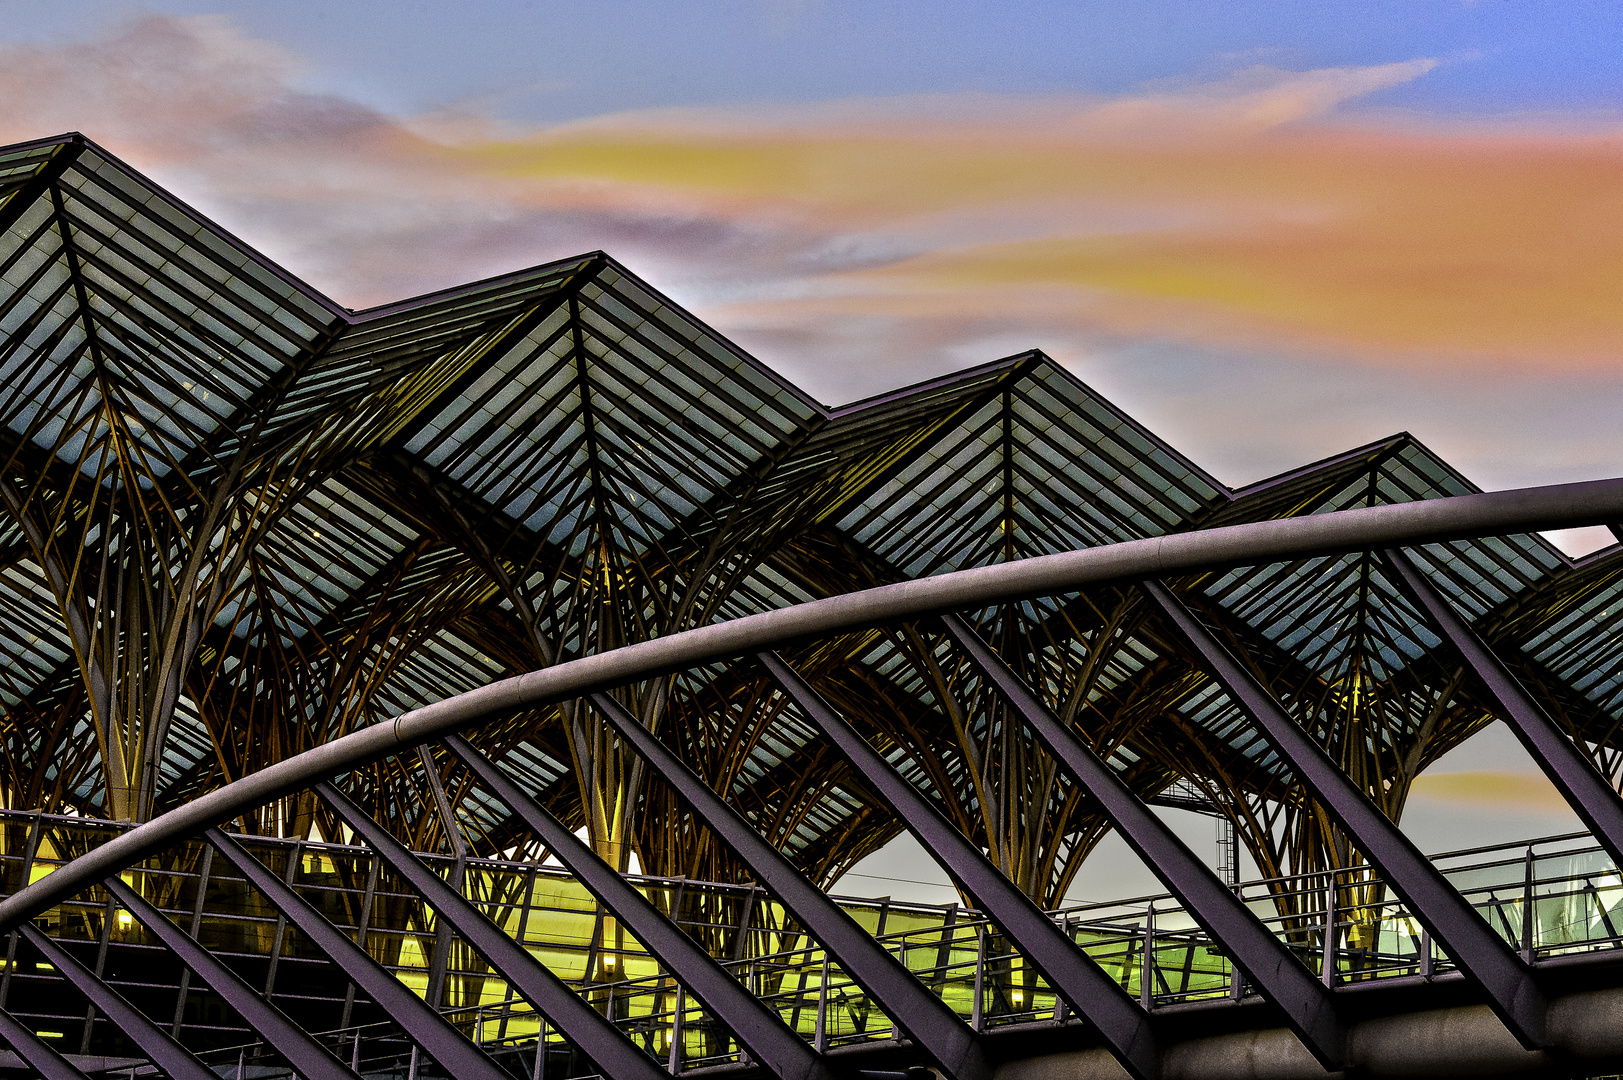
left=757, top=649, right=1161, bottom=1080
left=0, top=136, right=82, bottom=239
left=936, top=613, right=1347, bottom=1070
left=1381, top=547, right=1623, bottom=871
left=1141, top=579, right=1550, bottom=1050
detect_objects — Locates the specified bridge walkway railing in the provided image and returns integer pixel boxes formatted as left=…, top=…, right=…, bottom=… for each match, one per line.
left=2, top=806, right=1619, bottom=1075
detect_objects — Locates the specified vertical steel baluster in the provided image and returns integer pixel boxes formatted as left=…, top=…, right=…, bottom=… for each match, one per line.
left=1322, top=873, right=1336, bottom=988
left=172, top=844, right=214, bottom=1038
left=667, top=985, right=683, bottom=1073
left=813, top=953, right=829, bottom=1052
left=1522, top=846, right=1536, bottom=962
left=1054, top=913, right=1070, bottom=1023
left=972, top=926, right=986, bottom=1031
left=1140, top=905, right=1154, bottom=1010
left=1230, top=883, right=1245, bottom=1002
left=0, top=811, right=42, bottom=1013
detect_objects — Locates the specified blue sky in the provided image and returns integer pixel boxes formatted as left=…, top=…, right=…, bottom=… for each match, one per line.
left=5, top=0, right=1621, bottom=121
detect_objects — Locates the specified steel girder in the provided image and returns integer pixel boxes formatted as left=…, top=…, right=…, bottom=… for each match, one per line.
left=0, top=485, right=1615, bottom=1079
left=1141, top=579, right=1550, bottom=1048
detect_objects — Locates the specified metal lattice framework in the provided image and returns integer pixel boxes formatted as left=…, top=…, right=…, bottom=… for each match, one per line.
left=5, top=133, right=1623, bottom=910
left=1, top=480, right=1623, bottom=1080
left=6, top=130, right=1623, bottom=1077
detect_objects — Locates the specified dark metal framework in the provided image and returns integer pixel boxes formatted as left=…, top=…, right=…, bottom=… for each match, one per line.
left=2, top=131, right=1623, bottom=1077
left=0, top=479, right=1619, bottom=1079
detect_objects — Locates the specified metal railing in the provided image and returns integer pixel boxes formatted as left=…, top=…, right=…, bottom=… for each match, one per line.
left=6, top=806, right=1617, bottom=1075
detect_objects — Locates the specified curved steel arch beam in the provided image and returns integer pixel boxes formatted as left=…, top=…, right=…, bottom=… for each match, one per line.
left=1, top=477, right=1619, bottom=936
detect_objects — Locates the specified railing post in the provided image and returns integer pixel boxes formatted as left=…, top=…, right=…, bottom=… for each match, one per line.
left=1230, top=884, right=1245, bottom=1002
left=534, top=1018, right=547, bottom=1080
left=1140, top=905, right=1154, bottom=1010
left=1522, top=846, right=1536, bottom=962
left=814, top=954, right=829, bottom=1052
left=1055, top=914, right=1071, bottom=1023
left=1420, top=926, right=1433, bottom=980
left=0, top=811, right=43, bottom=1013
left=667, top=985, right=683, bottom=1073
left=1322, top=873, right=1336, bottom=988
left=972, top=926, right=986, bottom=1032
left=173, top=844, right=214, bottom=1037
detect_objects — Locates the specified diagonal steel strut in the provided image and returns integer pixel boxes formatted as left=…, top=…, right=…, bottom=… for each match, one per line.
left=1141, top=580, right=1549, bottom=1049
left=757, top=649, right=1161, bottom=1080
left=441, top=733, right=832, bottom=1080
left=936, top=613, right=1347, bottom=1068
left=586, top=691, right=992, bottom=1080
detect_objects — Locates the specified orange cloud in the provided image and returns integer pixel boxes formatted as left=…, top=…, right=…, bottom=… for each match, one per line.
left=1409, top=770, right=1575, bottom=814
left=456, top=95, right=1623, bottom=371
left=5, top=14, right=1623, bottom=498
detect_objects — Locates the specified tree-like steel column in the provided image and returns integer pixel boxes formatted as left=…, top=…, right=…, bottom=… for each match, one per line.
left=585, top=691, right=991, bottom=1080
left=101, top=876, right=358, bottom=1080
left=1141, top=580, right=1549, bottom=1048
left=204, top=828, right=513, bottom=1080
left=755, top=650, right=1160, bottom=1080
left=935, top=613, right=1346, bottom=1068
left=441, top=733, right=832, bottom=1080
left=1381, top=547, right=1623, bottom=870
left=314, top=781, right=669, bottom=1080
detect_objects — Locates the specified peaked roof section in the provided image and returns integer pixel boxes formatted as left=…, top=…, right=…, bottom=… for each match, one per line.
left=0, top=132, right=1619, bottom=845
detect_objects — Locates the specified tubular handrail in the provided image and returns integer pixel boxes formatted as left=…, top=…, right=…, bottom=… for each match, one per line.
left=1, top=475, right=1620, bottom=935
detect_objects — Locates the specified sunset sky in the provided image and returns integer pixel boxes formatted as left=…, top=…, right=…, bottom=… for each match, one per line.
left=0, top=1, right=1614, bottom=887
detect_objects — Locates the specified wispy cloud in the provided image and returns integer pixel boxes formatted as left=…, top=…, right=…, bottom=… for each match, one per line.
left=1409, top=770, right=1573, bottom=814
left=4, top=15, right=1622, bottom=498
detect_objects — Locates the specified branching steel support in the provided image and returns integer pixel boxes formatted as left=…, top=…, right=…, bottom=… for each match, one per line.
left=1381, top=548, right=1623, bottom=871
left=442, top=733, right=831, bottom=1080
left=935, top=614, right=1346, bottom=1067
left=314, top=781, right=668, bottom=1080
left=204, top=828, right=513, bottom=1080
left=755, top=651, right=1160, bottom=1080
left=102, top=876, right=357, bottom=1080
left=18, top=924, right=216, bottom=1080
left=1141, top=580, right=1549, bottom=1048
left=586, top=691, right=992, bottom=1080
